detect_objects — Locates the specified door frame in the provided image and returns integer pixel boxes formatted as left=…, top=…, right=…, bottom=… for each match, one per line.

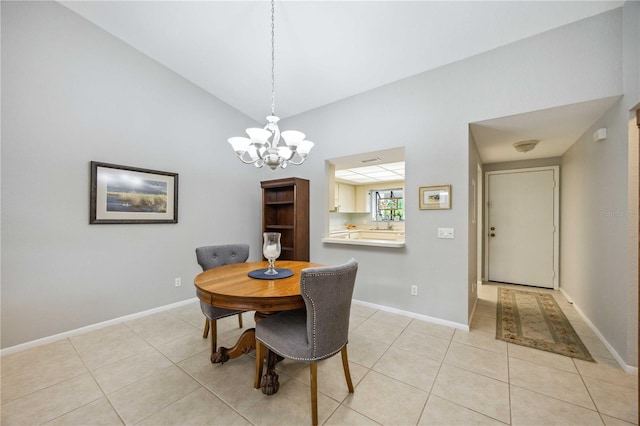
left=484, top=166, right=560, bottom=289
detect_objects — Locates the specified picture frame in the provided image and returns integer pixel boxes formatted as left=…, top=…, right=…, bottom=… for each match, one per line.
left=419, top=184, right=451, bottom=210
left=90, top=161, right=178, bottom=224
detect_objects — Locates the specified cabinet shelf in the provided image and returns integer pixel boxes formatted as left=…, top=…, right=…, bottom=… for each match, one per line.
left=262, top=178, right=309, bottom=262
left=266, top=201, right=294, bottom=206
left=265, top=225, right=294, bottom=230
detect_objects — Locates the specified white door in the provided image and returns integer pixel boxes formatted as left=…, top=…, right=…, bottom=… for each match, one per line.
left=486, top=167, right=558, bottom=289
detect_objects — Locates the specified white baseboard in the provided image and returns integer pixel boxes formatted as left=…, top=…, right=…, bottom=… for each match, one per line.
left=8, top=292, right=632, bottom=374
left=2, top=297, right=469, bottom=357
left=468, top=296, right=479, bottom=325
left=0, top=298, right=200, bottom=357
left=559, top=289, right=638, bottom=375
left=352, top=299, right=469, bottom=331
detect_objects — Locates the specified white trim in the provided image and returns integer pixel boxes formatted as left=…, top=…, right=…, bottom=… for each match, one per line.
left=560, top=289, right=638, bottom=375
left=484, top=166, right=560, bottom=290
left=468, top=293, right=479, bottom=325
left=2, top=297, right=469, bottom=356
left=476, top=164, right=484, bottom=283
left=352, top=299, right=469, bottom=331
left=0, top=298, right=199, bottom=357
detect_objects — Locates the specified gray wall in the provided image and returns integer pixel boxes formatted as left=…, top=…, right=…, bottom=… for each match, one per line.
left=624, top=0, right=640, bottom=369
left=280, top=7, right=624, bottom=329
left=561, top=98, right=635, bottom=366
left=1, top=1, right=274, bottom=348
left=561, top=0, right=639, bottom=367
left=467, top=131, right=482, bottom=320
left=1, top=0, right=637, bottom=367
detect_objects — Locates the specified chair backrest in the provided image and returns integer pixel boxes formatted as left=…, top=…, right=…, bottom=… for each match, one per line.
left=195, top=244, right=250, bottom=271
left=300, top=258, right=358, bottom=359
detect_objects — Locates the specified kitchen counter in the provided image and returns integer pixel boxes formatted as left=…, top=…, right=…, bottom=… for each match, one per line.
left=322, top=229, right=405, bottom=248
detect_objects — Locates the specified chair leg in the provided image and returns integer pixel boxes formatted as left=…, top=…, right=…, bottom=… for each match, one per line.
left=203, top=318, right=210, bottom=338
left=210, top=320, right=217, bottom=355
left=238, top=313, right=243, bottom=328
left=310, top=363, right=318, bottom=426
left=254, top=341, right=266, bottom=389
left=341, top=346, right=354, bottom=393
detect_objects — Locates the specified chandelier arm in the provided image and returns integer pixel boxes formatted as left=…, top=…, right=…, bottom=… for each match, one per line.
left=236, top=146, right=267, bottom=164
left=236, top=154, right=261, bottom=165
left=287, top=155, right=308, bottom=166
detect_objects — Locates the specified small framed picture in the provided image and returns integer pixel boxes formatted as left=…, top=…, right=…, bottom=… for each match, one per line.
left=419, top=185, right=451, bottom=210
left=90, top=161, right=178, bottom=224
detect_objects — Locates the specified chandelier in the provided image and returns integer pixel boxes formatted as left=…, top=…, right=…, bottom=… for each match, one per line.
left=227, top=0, right=314, bottom=171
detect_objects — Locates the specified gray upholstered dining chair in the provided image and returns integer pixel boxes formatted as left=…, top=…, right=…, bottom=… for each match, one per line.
left=254, top=258, right=358, bottom=426
left=196, top=244, right=249, bottom=357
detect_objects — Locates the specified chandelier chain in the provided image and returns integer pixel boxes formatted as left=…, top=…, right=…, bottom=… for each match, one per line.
left=226, top=0, right=314, bottom=171
left=270, top=0, right=276, bottom=116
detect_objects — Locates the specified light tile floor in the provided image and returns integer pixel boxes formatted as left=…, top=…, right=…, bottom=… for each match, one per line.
left=1, top=283, right=637, bottom=425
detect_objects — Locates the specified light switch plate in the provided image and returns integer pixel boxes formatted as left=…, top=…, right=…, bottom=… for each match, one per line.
left=437, top=227, right=455, bottom=239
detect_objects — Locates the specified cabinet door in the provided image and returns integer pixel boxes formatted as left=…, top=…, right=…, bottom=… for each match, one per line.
left=354, top=186, right=368, bottom=212
left=337, top=183, right=355, bottom=212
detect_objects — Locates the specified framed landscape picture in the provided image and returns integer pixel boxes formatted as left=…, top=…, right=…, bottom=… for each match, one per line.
left=90, top=161, right=178, bottom=224
left=419, top=184, right=451, bottom=210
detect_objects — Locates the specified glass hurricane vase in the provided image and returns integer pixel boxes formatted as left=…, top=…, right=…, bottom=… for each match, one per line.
left=262, top=232, right=282, bottom=275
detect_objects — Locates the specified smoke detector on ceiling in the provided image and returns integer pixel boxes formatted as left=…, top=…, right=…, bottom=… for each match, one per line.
left=513, top=140, right=539, bottom=153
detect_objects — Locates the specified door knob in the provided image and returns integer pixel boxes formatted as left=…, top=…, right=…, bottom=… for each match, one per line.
left=490, top=227, right=495, bottom=231
left=490, top=233, right=495, bottom=237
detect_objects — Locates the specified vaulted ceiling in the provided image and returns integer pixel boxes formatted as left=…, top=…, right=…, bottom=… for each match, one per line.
left=59, top=1, right=624, bottom=164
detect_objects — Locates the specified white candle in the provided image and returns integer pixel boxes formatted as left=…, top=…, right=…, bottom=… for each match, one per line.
left=264, top=245, right=278, bottom=258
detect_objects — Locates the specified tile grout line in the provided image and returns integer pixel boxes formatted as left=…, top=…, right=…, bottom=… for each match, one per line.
left=168, top=321, right=261, bottom=426
left=416, top=321, right=456, bottom=425
left=337, top=312, right=406, bottom=423
left=67, top=337, right=126, bottom=426
left=4, top=297, right=634, bottom=425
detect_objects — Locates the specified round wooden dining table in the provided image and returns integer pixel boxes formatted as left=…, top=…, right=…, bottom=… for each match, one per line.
left=194, top=260, right=322, bottom=394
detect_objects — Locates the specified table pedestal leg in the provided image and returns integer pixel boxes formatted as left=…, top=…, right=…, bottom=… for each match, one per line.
left=209, top=311, right=284, bottom=396
left=260, top=349, right=282, bottom=395
left=211, top=328, right=256, bottom=364
left=209, top=312, right=273, bottom=364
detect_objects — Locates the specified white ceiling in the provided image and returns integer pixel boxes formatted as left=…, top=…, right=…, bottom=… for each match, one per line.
left=329, top=147, right=405, bottom=184
left=336, top=162, right=405, bottom=184
left=470, top=95, right=621, bottom=163
left=59, top=0, right=624, bottom=164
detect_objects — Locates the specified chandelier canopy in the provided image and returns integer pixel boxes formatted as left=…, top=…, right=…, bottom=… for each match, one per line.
left=227, top=0, right=314, bottom=171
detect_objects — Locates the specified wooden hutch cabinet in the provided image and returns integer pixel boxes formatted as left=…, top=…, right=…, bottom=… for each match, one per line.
left=261, top=177, right=310, bottom=261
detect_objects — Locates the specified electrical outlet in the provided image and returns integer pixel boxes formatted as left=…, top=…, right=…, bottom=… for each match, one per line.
left=174, top=277, right=182, bottom=287
left=411, top=285, right=418, bottom=296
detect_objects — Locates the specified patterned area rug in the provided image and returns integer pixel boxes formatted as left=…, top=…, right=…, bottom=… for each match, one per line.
left=496, top=287, right=594, bottom=362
